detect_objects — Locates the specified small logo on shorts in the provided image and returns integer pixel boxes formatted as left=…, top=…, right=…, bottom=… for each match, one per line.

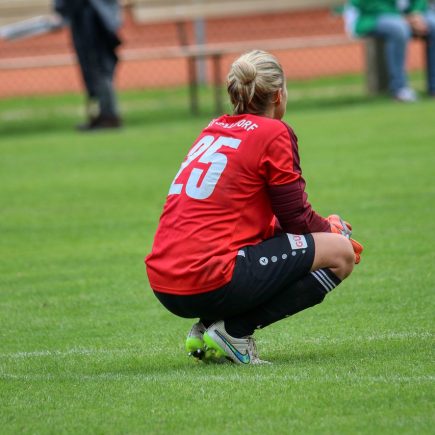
left=287, top=234, right=308, bottom=250
left=259, top=257, right=269, bottom=266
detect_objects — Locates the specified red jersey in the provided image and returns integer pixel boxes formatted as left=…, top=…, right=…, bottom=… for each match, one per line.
left=146, top=113, right=321, bottom=295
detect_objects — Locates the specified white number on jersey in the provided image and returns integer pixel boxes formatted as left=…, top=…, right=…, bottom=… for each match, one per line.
left=169, top=135, right=241, bottom=200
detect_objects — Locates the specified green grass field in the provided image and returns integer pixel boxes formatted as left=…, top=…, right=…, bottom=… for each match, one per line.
left=1, top=77, right=434, bottom=434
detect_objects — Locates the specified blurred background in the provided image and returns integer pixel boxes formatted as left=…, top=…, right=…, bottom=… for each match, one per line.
left=0, top=0, right=428, bottom=101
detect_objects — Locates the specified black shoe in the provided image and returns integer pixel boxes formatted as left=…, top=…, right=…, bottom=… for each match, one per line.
left=76, top=115, right=122, bottom=131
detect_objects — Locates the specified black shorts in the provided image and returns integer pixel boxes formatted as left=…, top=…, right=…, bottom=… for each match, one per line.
left=154, top=233, right=315, bottom=321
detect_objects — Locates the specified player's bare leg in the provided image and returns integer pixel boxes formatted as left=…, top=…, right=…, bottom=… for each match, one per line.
left=310, top=232, right=355, bottom=280
left=218, top=233, right=357, bottom=347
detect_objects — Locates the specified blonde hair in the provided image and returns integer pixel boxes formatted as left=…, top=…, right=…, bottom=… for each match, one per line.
left=227, top=50, right=285, bottom=115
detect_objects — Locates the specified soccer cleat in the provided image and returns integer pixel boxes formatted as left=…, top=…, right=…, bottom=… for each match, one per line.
left=185, top=321, right=206, bottom=360
left=203, top=321, right=270, bottom=365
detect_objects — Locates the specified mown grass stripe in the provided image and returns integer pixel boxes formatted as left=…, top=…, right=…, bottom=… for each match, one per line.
left=1, top=373, right=434, bottom=384
left=0, top=331, right=431, bottom=360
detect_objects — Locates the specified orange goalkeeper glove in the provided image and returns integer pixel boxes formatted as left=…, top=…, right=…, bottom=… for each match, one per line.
left=350, top=238, right=363, bottom=264
left=327, top=214, right=352, bottom=239
left=328, top=214, right=363, bottom=264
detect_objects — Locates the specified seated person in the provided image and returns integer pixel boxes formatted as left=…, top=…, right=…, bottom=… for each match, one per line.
left=345, top=0, right=435, bottom=101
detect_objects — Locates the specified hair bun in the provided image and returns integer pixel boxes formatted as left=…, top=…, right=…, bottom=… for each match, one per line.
left=234, top=59, right=257, bottom=85
left=226, top=50, right=284, bottom=115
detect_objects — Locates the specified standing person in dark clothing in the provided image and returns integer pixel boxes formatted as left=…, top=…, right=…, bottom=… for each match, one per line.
left=54, top=0, right=122, bottom=130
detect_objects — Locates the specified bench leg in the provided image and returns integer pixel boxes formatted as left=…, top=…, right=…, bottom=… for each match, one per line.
left=365, top=37, right=389, bottom=95
left=212, top=54, right=223, bottom=114
left=188, top=56, right=199, bottom=115
left=423, top=36, right=431, bottom=94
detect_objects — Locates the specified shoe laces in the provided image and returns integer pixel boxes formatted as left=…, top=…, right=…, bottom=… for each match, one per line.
left=189, top=321, right=206, bottom=338
left=247, top=336, right=259, bottom=359
left=246, top=336, right=271, bottom=364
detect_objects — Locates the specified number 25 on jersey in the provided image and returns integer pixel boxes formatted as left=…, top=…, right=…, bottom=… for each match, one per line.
left=169, top=135, right=241, bottom=200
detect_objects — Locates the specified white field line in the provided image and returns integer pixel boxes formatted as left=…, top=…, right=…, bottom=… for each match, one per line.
left=298, top=331, right=434, bottom=345
left=0, top=331, right=432, bottom=360
left=0, top=347, right=161, bottom=359
left=1, top=372, right=434, bottom=384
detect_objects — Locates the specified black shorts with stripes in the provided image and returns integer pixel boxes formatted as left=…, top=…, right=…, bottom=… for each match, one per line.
left=154, top=233, right=316, bottom=321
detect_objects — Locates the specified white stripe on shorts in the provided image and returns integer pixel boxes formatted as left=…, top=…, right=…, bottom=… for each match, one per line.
left=317, top=269, right=336, bottom=289
left=311, top=270, right=334, bottom=293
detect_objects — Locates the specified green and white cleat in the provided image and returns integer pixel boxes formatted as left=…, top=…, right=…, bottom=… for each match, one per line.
left=203, top=320, right=270, bottom=365
left=185, top=321, right=206, bottom=360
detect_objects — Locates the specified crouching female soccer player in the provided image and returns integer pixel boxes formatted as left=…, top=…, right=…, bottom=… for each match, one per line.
left=146, top=50, right=363, bottom=364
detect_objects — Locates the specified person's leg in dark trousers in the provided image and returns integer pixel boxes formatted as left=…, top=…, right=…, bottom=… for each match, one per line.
left=93, top=14, right=121, bottom=121
left=70, top=4, right=99, bottom=124
left=70, top=4, right=121, bottom=129
left=424, top=11, right=435, bottom=95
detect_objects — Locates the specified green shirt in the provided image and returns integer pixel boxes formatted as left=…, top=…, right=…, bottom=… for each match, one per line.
left=351, top=0, right=428, bottom=35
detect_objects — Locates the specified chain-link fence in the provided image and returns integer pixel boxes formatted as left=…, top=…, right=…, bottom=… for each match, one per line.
left=0, top=3, right=428, bottom=98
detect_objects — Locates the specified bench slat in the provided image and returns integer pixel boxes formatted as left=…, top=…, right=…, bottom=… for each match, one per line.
left=0, top=35, right=352, bottom=69
left=131, top=0, right=341, bottom=23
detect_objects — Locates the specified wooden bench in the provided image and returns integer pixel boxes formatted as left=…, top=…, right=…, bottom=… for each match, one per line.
left=0, top=0, right=353, bottom=113
left=127, top=0, right=347, bottom=113
left=7, top=1, right=427, bottom=107
left=129, top=0, right=341, bottom=23
left=0, top=0, right=51, bottom=26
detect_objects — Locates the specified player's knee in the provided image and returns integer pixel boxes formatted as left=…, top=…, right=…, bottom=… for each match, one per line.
left=335, top=236, right=355, bottom=280
left=311, top=232, right=355, bottom=280
left=384, top=19, right=411, bottom=41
